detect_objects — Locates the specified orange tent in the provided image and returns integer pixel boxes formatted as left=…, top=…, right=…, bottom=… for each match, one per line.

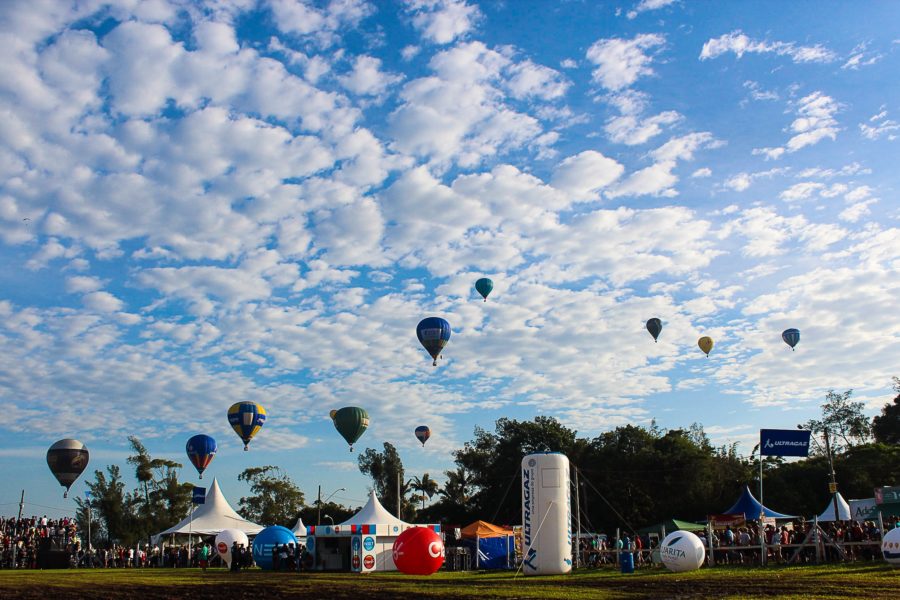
left=460, top=520, right=514, bottom=539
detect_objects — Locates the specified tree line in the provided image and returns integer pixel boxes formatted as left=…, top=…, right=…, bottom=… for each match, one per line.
left=77, top=380, right=900, bottom=545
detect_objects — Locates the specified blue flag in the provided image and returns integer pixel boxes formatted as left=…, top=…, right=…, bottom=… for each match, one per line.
left=85, top=491, right=92, bottom=500
left=760, top=429, right=811, bottom=457
left=192, top=486, right=206, bottom=505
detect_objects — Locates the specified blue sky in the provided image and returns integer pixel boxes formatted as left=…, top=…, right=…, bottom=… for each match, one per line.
left=1, top=0, right=898, bottom=519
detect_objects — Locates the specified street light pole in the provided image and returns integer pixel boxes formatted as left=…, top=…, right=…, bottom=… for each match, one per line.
left=317, top=485, right=322, bottom=526
left=824, top=429, right=840, bottom=522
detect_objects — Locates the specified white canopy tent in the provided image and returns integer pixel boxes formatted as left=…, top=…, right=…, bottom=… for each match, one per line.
left=292, top=516, right=307, bottom=541
left=155, top=478, right=264, bottom=539
left=817, top=492, right=852, bottom=522
left=307, top=490, right=439, bottom=573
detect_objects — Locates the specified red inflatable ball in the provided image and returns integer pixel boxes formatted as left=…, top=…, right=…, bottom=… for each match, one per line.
left=392, top=527, right=444, bottom=575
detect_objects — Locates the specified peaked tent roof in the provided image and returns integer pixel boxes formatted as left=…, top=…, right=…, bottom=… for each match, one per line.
left=461, top=520, right=514, bottom=539
left=157, top=478, right=264, bottom=537
left=292, top=516, right=307, bottom=538
left=637, top=518, right=707, bottom=536
left=339, top=490, right=409, bottom=529
left=817, top=492, right=851, bottom=522
left=723, top=485, right=795, bottom=520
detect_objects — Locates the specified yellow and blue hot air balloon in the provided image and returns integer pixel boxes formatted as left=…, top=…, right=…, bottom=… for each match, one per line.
left=228, top=402, right=267, bottom=451
left=417, top=317, right=451, bottom=367
left=186, top=434, right=217, bottom=479
left=782, top=328, right=800, bottom=351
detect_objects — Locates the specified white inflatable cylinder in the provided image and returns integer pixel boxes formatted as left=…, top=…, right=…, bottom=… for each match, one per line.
left=215, top=529, right=249, bottom=569
left=521, top=452, right=572, bottom=575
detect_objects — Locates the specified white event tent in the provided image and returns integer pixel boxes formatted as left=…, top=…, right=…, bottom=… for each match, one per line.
left=816, top=492, right=852, bottom=522
left=155, top=478, right=264, bottom=539
left=306, top=490, right=439, bottom=573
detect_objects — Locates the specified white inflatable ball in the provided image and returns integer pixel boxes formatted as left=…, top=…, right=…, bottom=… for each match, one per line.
left=215, top=529, right=249, bottom=569
left=882, top=527, right=900, bottom=566
left=660, top=531, right=706, bottom=572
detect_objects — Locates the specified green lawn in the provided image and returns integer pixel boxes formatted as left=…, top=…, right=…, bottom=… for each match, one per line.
left=0, top=563, right=897, bottom=599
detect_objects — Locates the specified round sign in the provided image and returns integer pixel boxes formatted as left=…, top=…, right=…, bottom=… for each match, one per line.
left=363, top=536, right=375, bottom=551
left=660, top=531, right=705, bottom=573
left=352, top=555, right=360, bottom=569
left=392, top=527, right=444, bottom=575
left=217, top=542, right=227, bottom=554
left=363, top=554, right=375, bottom=569
left=882, top=527, right=900, bottom=566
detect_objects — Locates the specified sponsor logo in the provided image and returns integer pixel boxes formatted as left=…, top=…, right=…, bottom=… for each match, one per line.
left=217, top=542, right=227, bottom=554
left=352, top=537, right=360, bottom=551
left=364, top=536, right=375, bottom=551
left=523, top=548, right=538, bottom=571
left=428, top=541, right=444, bottom=559
left=764, top=439, right=807, bottom=449
left=352, top=555, right=360, bottom=569
left=522, top=468, right=533, bottom=547
left=363, top=555, right=375, bottom=569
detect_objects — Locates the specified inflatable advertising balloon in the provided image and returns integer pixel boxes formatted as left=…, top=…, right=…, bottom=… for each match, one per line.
left=646, top=318, right=662, bottom=343
left=415, top=426, right=431, bottom=447
left=216, top=529, right=249, bottom=569
left=47, top=439, right=89, bottom=498
left=475, top=278, right=493, bottom=302
left=782, top=328, right=800, bottom=351
left=252, top=526, right=298, bottom=570
left=660, top=531, right=706, bottom=572
left=392, top=527, right=444, bottom=575
left=698, top=336, right=714, bottom=357
left=332, top=406, right=369, bottom=451
left=228, top=401, right=266, bottom=450
left=417, top=317, right=451, bottom=367
left=882, top=527, right=900, bottom=566
left=186, top=434, right=217, bottom=479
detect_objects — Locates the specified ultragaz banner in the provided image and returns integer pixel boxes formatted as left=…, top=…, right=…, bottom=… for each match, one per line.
left=759, top=429, right=811, bottom=457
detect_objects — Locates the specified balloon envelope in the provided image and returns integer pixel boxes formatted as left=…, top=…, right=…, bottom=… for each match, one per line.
left=475, top=278, right=493, bottom=301
left=333, top=406, right=369, bottom=450
left=698, top=336, right=714, bottom=356
left=186, top=434, right=217, bottom=479
left=46, top=439, right=89, bottom=498
left=216, top=529, right=249, bottom=569
left=392, top=527, right=444, bottom=575
left=782, top=328, right=800, bottom=350
left=415, top=426, right=431, bottom=446
left=228, top=402, right=267, bottom=450
left=417, top=317, right=451, bottom=366
left=646, top=318, right=662, bottom=342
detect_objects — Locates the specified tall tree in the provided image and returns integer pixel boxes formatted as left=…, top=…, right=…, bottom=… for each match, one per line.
left=126, top=436, right=191, bottom=545
left=800, top=389, right=872, bottom=453
left=358, top=442, right=415, bottom=519
left=83, top=465, right=134, bottom=546
left=409, top=473, right=439, bottom=510
left=872, top=377, right=900, bottom=444
left=237, top=466, right=305, bottom=526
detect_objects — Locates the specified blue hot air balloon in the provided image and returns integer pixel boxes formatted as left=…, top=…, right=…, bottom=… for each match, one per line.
left=782, top=328, right=800, bottom=351
left=186, top=434, right=217, bottom=479
left=417, top=317, right=451, bottom=367
left=415, top=426, right=431, bottom=446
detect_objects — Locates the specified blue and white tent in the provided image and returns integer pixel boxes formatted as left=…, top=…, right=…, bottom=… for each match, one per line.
left=723, top=485, right=795, bottom=520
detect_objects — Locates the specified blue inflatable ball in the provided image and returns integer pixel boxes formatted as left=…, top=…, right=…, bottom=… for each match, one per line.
left=252, top=525, right=298, bottom=570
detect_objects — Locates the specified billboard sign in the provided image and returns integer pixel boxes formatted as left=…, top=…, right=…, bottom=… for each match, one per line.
left=760, top=429, right=811, bottom=457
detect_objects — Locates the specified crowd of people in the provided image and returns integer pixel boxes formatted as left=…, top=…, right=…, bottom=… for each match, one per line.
left=1, top=515, right=79, bottom=569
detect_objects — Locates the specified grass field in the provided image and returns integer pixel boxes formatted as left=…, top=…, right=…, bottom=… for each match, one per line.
left=0, top=563, right=897, bottom=599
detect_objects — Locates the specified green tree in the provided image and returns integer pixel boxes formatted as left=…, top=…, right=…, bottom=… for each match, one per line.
left=872, top=378, right=900, bottom=444
left=800, top=389, right=872, bottom=453
left=126, top=436, right=191, bottom=545
left=237, top=466, right=305, bottom=526
left=358, top=442, right=415, bottom=520
left=409, top=473, right=439, bottom=510
left=83, top=465, right=134, bottom=546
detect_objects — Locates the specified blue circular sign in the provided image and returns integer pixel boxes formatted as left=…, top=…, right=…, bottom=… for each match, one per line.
left=363, top=536, right=375, bottom=551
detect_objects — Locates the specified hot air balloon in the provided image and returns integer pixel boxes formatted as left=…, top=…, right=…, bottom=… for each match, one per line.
left=782, top=328, right=800, bottom=351
left=186, top=434, right=217, bottom=479
left=698, top=336, right=714, bottom=357
left=228, top=402, right=267, bottom=451
left=475, top=278, right=493, bottom=302
left=332, top=406, right=369, bottom=451
left=417, top=317, right=451, bottom=366
left=646, top=318, right=662, bottom=343
left=47, top=439, right=89, bottom=498
left=414, top=426, right=431, bottom=447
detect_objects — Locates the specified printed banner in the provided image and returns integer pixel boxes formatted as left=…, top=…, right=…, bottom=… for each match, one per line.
left=875, top=486, right=900, bottom=505
left=192, top=486, right=206, bottom=505
left=760, top=429, right=811, bottom=457
left=708, top=514, right=745, bottom=529
left=850, top=498, right=878, bottom=521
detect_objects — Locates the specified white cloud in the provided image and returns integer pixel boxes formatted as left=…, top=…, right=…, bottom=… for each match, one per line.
left=586, top=33, right=665, bottom=91
left=700, top=30, right=837, bottom=63
left=550, top=151, right=625, bottom=199
left=691, top=168, right=712, bottom=178
left=859, top=109, right=899, bottom=140
left=627, top=0, right=678, bottom=20
left=82, top=291, right=125, bottom=313
left=608, top=132, right=721, bottom=198
left=605, top=110, right=681, bottom=145
left=337, top=55, right=402, bottom=96
left=724, top=173, right=752, bottom=192
left=405, top=0, right=481, bottom=45
left=268, top=0, right=374, bottom=46
left=753, top=92, right=841, bottom=158
left=842, top=43, right=883, bottom=70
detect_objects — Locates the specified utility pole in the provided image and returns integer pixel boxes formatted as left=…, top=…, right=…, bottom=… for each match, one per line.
left=397, top=472, right=401, bottom=519
left=824, top=429, right=840, bottom=522
left=574, top=467, right=581, bottom=569
left=17, top=490, right=24, bottom=521
left=316, top=485, right=322, bottom=525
